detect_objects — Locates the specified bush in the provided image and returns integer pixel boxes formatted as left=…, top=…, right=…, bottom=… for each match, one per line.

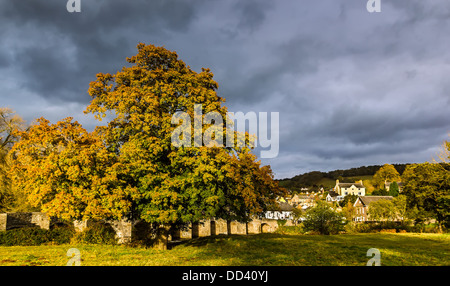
left=277, top=220, right=287, bottom=227
left=353, top=223, right=378, bottom=233
left=303, top=202, right=346, bottom=235
left=349, top=221, right=449, bottom=234
left=71, top=222, right=117, bottom=245
left=0, top=226, right=74, bottom=246
left=409, top=223, right=448, bottom=233
left=131, top=221, right=155, bottom=246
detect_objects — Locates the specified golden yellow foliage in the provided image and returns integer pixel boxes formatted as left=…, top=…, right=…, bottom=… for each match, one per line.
left=11, top=117, right=137, bottom=220
left=10, top=43, right=286, bottom=227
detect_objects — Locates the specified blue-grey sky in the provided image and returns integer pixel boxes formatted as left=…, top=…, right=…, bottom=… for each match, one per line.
left=1, top=0, right=449, bottom=179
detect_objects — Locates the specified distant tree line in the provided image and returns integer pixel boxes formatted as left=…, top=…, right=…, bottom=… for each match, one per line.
left=278, top=164, right=409, bottom=191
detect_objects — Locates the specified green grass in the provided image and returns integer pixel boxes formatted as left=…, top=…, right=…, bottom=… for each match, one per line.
left=0, top=233, right=448, bottom=266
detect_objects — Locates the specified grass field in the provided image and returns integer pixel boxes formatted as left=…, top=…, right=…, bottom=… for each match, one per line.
left=0, top=233, right=448, bottom=266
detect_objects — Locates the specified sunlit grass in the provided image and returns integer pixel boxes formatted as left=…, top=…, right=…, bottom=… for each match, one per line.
left=0, top=233, right=448, bottom=266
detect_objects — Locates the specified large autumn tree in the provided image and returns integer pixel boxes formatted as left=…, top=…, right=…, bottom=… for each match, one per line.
left=12, top=43, right=285, bottom=245
left=85, top=43, right=284, bottom=226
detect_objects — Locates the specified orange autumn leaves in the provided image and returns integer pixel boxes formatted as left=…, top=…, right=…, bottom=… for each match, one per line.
left=10, top=43, right=285, bottom=225
left=11, top=118, right=136, bottom=220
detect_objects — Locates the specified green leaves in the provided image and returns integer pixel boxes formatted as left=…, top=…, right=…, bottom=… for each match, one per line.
left=402, top=162, right=450, bottom=227
left=9, top=43, right=285, bottom=232
left=303, top=201, right=346, bottom=235
left=373, top=164, right=401, bottom=189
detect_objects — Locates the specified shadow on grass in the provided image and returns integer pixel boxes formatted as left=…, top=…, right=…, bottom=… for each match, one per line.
left=168, top=233, right=450, bottom=266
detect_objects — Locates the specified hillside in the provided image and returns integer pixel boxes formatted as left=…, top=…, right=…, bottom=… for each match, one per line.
left=277, top=164, right=409, bottom=192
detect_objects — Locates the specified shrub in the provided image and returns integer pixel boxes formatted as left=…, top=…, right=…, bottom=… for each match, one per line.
left=277, top=220, right=287, bottom=227
left=0, top=226, right=74, bottom=246
left=353, top=223, right=378, bottom=233
left=410, top=223, right=448, bottom=233
left=302, top=201, right=346, bottom=235
left=131, top=221, right=155, bottom=246
left=71, top=222, right=117, bottom=245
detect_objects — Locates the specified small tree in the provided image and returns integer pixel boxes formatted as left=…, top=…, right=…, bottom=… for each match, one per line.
left=341, top=201, right=356, bottom=221
left=373, top=164, right=401, bottom=189
left=368, top=199, right=395, bottom=222
left=303, top=201, right=345, bottom=235
left=388, top=182, right=399, bottom=197
left=436, top=134, right=449, bottom=163
left=392, top=195, right=408, bottom=224
left=291, top=207, right=304, bottom=225
left=338, top=194, right=358, bottom=208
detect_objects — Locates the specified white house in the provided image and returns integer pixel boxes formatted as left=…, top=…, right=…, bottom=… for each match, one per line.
left=326, top=190, right=344, bottom=202
left=264, top=202, right=294, bottom=220
left=334, top=180, right=365, bottom=196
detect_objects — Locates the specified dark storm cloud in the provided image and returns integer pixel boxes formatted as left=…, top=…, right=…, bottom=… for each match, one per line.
left=233, top=0, right=274, bottom=32
left=1, top=0, right=449, bottom=179
left=0, top=0, right=204, bottom=103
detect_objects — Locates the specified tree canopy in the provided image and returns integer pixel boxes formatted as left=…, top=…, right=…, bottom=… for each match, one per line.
left=10, top=44, right=285, bottom=231
left=402, top=162, right=450, bottom=228
left=373, top=164, right=401, bottom=189
left=11, top=117, right=134, bottom=220
left=388, top=181, right=399, bottom=197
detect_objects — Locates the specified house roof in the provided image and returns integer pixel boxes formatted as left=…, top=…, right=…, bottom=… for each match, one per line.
left=297, top=195, right=310, bottom=199
left=357, top=196, right=393, bottom=207
left=338, top=183, right=364, bottom=188
left=327, top=191, right=339, bottom=197
left=279, top=202, right=295, bottom=211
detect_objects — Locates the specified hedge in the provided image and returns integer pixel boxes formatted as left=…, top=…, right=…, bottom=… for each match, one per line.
left=0, top=226, right=74, bottom=246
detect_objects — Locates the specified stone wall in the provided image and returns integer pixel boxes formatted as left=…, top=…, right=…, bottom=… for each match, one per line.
left=0, top=214, right=7, bottom=231
left=173, top=218, right=279, bottom=240
left=107, top=219, right=133, bottom=244
left=0, top=212, right=51, bottom=231
left=1, top=212, right=283, bottom=245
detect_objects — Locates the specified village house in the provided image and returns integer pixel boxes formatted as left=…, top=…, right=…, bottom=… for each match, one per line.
left=334, top=179, right=366, bottom=196
left=264, top=202, right=295, bottom=220
left=284, top=194, right=316, bottom=210
left=353, top=196, right=393, bottom=222
left=325, top=190, right=344, bottom=202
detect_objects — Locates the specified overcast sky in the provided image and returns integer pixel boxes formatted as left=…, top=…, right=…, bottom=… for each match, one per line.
left=1, top=0, right=449, bottom=179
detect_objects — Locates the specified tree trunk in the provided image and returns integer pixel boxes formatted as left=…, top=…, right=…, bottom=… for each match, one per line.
left=154, top=224, right=170, bottom=250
